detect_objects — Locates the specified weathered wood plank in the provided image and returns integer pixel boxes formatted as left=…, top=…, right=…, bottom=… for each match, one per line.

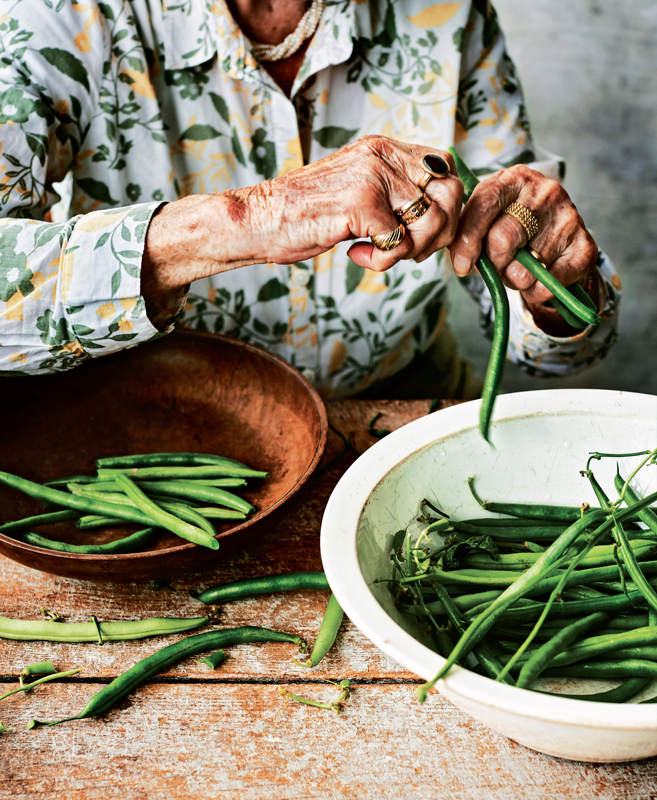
left=1, top=684, right=656, bottom=800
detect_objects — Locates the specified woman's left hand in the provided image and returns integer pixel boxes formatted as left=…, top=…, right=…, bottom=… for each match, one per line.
left=447, top=164, right=598, bottom=324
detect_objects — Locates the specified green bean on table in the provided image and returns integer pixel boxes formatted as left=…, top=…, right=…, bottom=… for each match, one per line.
left=0, top=613, right=211, bottom=642
left=28, top=626, right=302, bottom=727
left=293, top=593, right=344, bottom=669
left=194, top=572, right=330, bottom=604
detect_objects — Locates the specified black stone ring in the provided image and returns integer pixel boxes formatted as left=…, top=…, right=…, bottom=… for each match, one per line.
left=418, top=154, right=451, bottom=192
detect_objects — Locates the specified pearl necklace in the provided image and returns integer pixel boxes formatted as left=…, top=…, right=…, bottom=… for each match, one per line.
left=249, top=0, right=326, bottom=62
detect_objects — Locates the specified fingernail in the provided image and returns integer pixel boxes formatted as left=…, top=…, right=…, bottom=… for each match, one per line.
left=452, top=254, right=472, bottom=276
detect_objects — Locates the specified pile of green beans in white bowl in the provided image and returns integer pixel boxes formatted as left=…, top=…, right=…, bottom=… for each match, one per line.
left=321, top=389, right=657, bottom=762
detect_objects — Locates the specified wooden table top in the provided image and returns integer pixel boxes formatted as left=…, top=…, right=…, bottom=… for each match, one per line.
left=1, top=399, right=656, bottom=799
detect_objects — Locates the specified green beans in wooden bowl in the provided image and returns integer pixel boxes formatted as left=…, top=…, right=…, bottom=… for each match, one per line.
left=0, top=330, right=327, bottom=581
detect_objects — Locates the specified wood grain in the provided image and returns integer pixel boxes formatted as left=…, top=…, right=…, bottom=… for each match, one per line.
left=1, top=684, right=656, bottom=800
left=2, top=399, right=657, bottom=795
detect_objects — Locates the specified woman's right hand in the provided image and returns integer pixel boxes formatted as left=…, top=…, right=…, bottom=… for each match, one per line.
left=141, top=135, right=464, bottom=318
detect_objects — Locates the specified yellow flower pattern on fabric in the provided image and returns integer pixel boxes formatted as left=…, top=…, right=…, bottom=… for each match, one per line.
left=0, top=0, right=619, bottom=387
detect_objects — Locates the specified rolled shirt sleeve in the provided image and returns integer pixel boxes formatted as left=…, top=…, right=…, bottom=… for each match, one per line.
left=0, top=203, right=166, bottom=374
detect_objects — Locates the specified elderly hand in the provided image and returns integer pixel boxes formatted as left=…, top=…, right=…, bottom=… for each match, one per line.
left=447, top=165, right=598, bottom=330
left=142, top=136, right=464, bottom=314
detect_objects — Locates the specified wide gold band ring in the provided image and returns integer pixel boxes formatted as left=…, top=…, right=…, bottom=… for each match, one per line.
left=418, top=153, right=451, bottom=192
left=504, top=202, right=540, bottom=240
left=394, top=194, right=430, bottom=226
left=371, top=223, right=406, bottom=252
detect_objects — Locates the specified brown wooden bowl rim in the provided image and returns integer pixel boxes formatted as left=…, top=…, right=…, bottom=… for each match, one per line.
left=0, top=330, right=329, bottom=564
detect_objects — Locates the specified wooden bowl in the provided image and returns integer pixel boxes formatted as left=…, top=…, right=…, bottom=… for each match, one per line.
left=0, top=330, right=328, bottom=581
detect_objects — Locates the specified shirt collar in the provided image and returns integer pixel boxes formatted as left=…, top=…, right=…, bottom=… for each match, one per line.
left=162, top=0, right=369, bottom=83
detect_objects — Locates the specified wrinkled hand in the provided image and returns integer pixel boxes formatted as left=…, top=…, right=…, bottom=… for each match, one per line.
left=236, top=135, right=464, bottom=271
left=448, top=165, right=598, bottom=312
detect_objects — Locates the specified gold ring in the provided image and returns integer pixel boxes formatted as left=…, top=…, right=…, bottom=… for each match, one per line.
left=526, top=246, right=547, bottom=269
left=394, top=194, right=430, bottom=226
left=371, top=223, right=406, bottom=252
left=504, top=202, right=540, bottom=240
left=418, top=153, right=451, bottom=192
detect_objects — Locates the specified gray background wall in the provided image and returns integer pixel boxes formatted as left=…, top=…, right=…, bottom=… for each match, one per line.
left=449, top=0, right=657, bottom=395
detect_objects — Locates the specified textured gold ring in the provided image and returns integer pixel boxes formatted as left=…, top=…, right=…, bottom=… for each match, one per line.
left=371, top=223, right=406, bottom=252
left=394, top=194, right=431, bottom=226
left=526, top=246, right=548, bottom=269
left=418, top=153, right=451, bottom=192
left=504, top=202, right=540, bottom=240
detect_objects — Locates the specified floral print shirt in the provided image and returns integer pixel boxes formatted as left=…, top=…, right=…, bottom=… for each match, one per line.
left=0, top=0, right=619, bottom=396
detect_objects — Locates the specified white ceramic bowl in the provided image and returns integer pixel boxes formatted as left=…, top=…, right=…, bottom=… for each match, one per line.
left=321, top=389, right=657, bottom=762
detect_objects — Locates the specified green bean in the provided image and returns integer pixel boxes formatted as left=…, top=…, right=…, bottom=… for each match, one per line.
left=21, top=661, right=58, bottom=678
left=463, top=540, right=656, bottom=572
left=484, top=587, right=648, bottom=626
left=96, top=452, right=251, bottom=470
left=129, top=480, right=254, bottom=514
left=616, top=469, right=657, bottom=535
left=434, top=584, right=511, bottom=683
left=75, top=515, right=134, bottom=529
left=97, top=465, right=268, bottom=480
left=293, top=594, right=344, bottom=668
left=542, top=661, right=657, bottom=679
left=28, top=626, right=302, bottom=726
left=69, top=488, right=217, bottom=539
left=448, top=146, right=599, bottom=327
left=200, top=650, right=227, bottom=669
left=475, top=253, right=509, bottom=443
left=17, top=526, right=159, bottom=555
left=0, top=472, right=159, bottom=526
left=547, top=295, right=586, bottom=330
left=516, top=612, right=608, bottom=688
left=0, top=509, right=81, bottom=534
left=549, top=678, right=650, bottom=703
left=76, top=478, right=248, bottom=492
left=541, top=626, right=657, bottom=669
left=43, top=475, right=98, bottom=488
left=0, top=613, right=210, bottom=642
left=194, top=572, right=330, bottom=604
left=416, top=510, right=608, bottom=700
left=114, top=474, right=218, bottom=550
left=459, top=518, right=567, bottom=529
left=405, top=560, right=657, bottom=596
left=192, top=507, right=247, bottom=520
left=514, top=249, right=601, bottom=326
left=453, top=521, right=568, bottom=541
left=596, top=646, right=657, bottom=661
left=589, top=469, right=657, bottom=616
left=597, top=614, right=650, bottom=631
left=569, top=281, right=599, bottom=313
left=0, top=668, right=83, bottom=702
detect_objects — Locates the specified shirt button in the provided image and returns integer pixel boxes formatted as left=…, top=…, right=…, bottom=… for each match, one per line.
left=291, top=269, right=311, bottom=288
left=301, top=368, right=316, bottom=383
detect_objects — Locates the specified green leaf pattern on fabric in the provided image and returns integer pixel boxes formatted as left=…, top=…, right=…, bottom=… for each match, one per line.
left=0, top=0, right=619, bottom=393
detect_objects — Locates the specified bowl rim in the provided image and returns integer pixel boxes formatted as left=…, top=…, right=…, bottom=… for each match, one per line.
left=321, top=388, right=657, bottom=730
left=0, top=330, right=329, bottom=563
